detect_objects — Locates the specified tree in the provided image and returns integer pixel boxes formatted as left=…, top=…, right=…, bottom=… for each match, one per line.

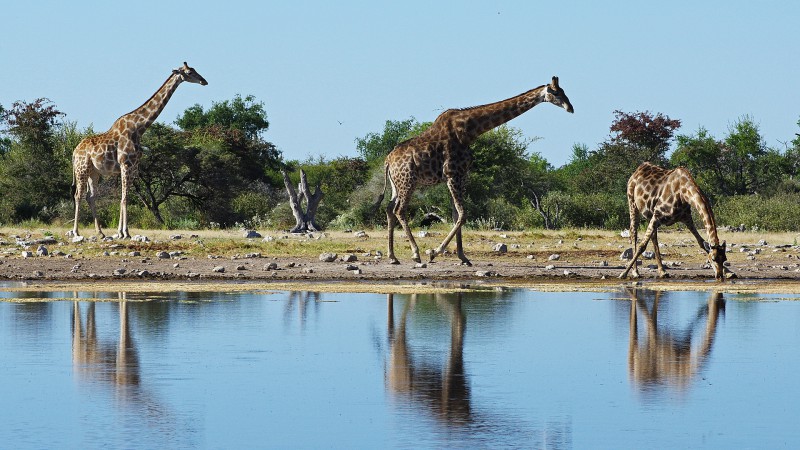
left=157, top=95, right=284, bottom=226
left=671, top=127, right=728, bottom=198
left=0, top=99, right=71, bottom=222
left=722, top=116, right=779, bottom=195
left=355, top=118, right=419, bottom=165
left=609, top=110, right=682, bottom=164
left=176, top=94, right=270, bottom=140
left=133, top=123, right=199, bottom=225
left=557, top=110, right=682, bottom=196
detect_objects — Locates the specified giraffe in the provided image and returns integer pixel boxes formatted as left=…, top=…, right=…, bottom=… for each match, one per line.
left=619, top=162, right=728, bottom=280
left=379, top=76, right=573, bottom=265
left=70, top=62, right=208, bottom=240
left=626, top=288, right=724, bottom=392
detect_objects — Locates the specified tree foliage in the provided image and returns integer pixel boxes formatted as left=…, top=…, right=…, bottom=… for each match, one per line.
left=0, top=99, right=71, bottom=222
left=355, top=118, right=419, bottom=165
left=176, top=94, right=270, bottom=140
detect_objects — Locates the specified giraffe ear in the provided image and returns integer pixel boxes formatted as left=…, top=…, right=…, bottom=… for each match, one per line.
left=172, top=69, right=180, bottom=75
left=551, top=76, right=559, bottom=89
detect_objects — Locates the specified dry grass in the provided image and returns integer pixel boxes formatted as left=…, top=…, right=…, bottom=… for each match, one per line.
left=2, top=223, right=798, bottom=263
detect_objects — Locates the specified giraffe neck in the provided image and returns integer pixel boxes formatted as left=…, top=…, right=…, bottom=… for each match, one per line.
left=118, top=73, right=183, bottom=134
left=458, top=85, right=547, bottom=141
left=686, top=186, right=720, bottom=246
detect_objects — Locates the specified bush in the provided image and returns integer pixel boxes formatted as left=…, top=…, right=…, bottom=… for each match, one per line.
left=714, top=193, right=800, bottom=231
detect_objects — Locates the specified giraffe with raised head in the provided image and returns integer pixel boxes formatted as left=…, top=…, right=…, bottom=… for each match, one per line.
left=379, top=76, right=574, bottom=265
left=619, top=162, right=728, bottom=281
left=70, top=62, right=208, bottom=240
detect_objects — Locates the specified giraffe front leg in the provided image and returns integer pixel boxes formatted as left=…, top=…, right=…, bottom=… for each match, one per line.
left=620, top=217, right=659, bottom=279
left=72, top=172, right=85, bottom=240
left=118, top=165, right=134, bottom=239
left=430, top=177, right=470, bottom=265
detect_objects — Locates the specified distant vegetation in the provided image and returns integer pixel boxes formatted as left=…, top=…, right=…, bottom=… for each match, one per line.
left=2, top=96, right=800, bottom=232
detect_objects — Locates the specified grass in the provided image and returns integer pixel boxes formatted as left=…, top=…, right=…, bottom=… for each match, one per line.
left=2, top=224, right=799, bottom=262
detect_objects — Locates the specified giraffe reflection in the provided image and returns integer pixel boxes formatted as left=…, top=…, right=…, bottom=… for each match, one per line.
left=627, top=288, right=724, bottom=391
left=72, top=293, right=140, bottom=390
left=386, top=293, right=470, bottom=424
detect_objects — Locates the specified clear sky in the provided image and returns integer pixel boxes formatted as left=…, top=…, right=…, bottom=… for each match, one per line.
left=3, top=1, right=798, bottom=167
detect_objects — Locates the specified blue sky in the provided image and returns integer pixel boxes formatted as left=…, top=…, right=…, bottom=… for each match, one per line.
left=3, top=1, right=798, bottom=167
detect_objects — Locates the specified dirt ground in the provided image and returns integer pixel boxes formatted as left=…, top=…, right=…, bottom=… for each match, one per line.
left=2, top=227, right=800, bottom=294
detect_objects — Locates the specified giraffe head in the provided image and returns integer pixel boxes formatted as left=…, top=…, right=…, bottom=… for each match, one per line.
left=173, top=62, right=208, bottom=86
left=704, top=240, right=727, bottom=281
left=543, top=76, right=573, bottom=113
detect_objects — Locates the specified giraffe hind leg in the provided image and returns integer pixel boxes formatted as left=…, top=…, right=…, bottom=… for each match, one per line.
left=391, top=182, right=422, bottom=264
left=386, top=196, right=400, bottom=265
left=71, top=170, right=86, bottom=239
left=650, top=228, right=669, bottom=278
left=86, top=173, right=105, bottom=239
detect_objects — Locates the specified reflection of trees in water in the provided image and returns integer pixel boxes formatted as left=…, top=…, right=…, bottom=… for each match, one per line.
left=385, top=292, right=572, bottom=448
left=626, top=288, right=725, bottom=393
left=71, top=293, right=197, bottom=446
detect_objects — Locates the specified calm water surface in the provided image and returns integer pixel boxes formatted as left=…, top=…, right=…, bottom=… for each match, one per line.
left=1, top=285, right=799, bottom=449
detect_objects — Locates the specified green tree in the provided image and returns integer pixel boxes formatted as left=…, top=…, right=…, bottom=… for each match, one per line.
left=722, top=116, right=780, bottom=195
left=176, top=94, right=270, bottom=140
left=671, top=127, right=728, bottom=198
left=0, top=98, right=71, bottom=222
left=159, top=95, right=283, bottom=226
left=355, top=118, right=419, bottom=165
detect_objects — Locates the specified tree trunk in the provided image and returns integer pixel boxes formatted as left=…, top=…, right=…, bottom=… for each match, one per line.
left=298, top=169, right=324, bottom=232
left=281, top=168, right=324, bottom=233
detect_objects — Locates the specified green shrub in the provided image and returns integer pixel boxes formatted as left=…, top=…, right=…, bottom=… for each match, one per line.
left=714, top=193, right=800, bottom=231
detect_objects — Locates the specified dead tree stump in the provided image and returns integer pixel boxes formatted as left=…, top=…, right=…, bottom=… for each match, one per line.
left=281, top=168, right=324, bottom=233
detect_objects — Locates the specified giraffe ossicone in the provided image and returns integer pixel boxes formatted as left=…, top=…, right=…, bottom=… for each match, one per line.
left=70, top=62, right=207, bottom=240
left=619, top=162, right=730, bottom=281
left=379, top=76, right=573, bottom=265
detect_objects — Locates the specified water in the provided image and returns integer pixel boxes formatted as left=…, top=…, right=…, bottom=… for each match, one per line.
left=1, top=286, right=799, bottom=449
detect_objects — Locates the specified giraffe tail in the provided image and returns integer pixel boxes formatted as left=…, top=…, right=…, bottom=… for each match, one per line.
left=70, top=169, right=76, bottom=207
left=371, top=163, right=389, bottom=213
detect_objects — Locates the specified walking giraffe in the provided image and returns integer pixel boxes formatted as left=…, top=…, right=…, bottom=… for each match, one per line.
left=379, top=76, right=573, bottom=265
left=619, top=162, right=729, bottom=281
left=70, top=62, right=207, bottom=240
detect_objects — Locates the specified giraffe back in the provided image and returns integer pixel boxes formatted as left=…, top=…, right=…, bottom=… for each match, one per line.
left=628, top=162, right=700, bottom=225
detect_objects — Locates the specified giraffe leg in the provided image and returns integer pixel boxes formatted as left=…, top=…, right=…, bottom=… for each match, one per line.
left=628, top=200, right=639, bottom=278
left=684, top=219, right=708, bottom=252
left=431, top=177, right=470, bottom=265
left=392, top=188, right=422, bottom=264
left=626, top=192, right=640, bottom=278
left=86, top=172, right=105, bottom=239
left=118, top=167, right=131, bottom=239
left=620, top=216, right=659, bottom=279
left=72, top=169, right=87, bottom=238
left=450, top=197, right=467, bottom=266
left=386, top=195, right=400, bottom=265
left=650, top=228, right=668, bottom=278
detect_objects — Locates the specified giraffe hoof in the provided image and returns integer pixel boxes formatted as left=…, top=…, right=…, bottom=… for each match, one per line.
left=389, top=258, right=400, bottom=265
left=460, top=260, right=472, bottom=267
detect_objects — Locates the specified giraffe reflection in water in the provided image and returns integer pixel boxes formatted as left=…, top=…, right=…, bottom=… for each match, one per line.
left=626, top=288, right=725, bottom=391
left=384, top=292, right=572, bottom=446
left=71, top=293, right=178, bottom=432
left=72, top=293, right=140, bottom=390
left=386, top=293, right=470, bottom=424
